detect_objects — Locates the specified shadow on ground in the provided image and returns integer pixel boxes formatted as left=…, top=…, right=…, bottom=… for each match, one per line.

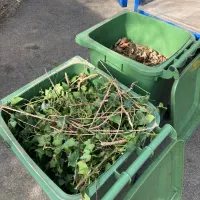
left=0, top=0, right=123, bottom=99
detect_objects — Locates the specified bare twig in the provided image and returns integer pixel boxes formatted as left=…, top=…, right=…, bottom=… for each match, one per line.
left=0, top=105, right=55, bottom=123
left=101, top=139, right=127, bottom=147
left=65, top=72, right=70, bottom=85
left=89, top=82, right=113, bottom=128
left=77, top=74, right=98, bottom=89
left=99, top=61, right=114, bottom=79
left=90, top=106, right=121, bottom=130
left=121, top=106, right=133, bottom=128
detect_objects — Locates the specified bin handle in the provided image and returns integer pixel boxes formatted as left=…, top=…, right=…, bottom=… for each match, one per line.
left=101, top=124, right=176, bottom=200
left=168, top=39, right=200, bottom=71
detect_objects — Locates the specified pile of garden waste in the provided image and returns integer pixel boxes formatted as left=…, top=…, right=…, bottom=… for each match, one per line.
left=1, top=70, right=157, bottom=195
left=112, top=37, right=166, bottom=66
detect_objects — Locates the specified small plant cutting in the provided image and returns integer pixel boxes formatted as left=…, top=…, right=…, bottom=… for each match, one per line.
left=0, top=69, right=158, bottom=196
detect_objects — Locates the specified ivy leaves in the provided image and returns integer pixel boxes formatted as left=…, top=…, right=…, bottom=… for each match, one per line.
left=68, top=151, right=79, bottom=167
left=80, top=139, right=95, bottom=162
left=11, top=97, right=24, bottom=105
left=5, top=72, right=157, bottom=196
left=77, top=161, right=89, bottom=175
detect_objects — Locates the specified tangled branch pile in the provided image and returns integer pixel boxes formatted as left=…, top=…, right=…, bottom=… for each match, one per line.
left=1, top=71, right=157, bottom=194
left=112, top=37, right=167, bottom=66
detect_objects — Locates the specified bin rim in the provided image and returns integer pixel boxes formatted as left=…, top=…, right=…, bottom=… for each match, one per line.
left=0, top=56, right=160, bottom=199
left=75, top=9, right=195, bottom=76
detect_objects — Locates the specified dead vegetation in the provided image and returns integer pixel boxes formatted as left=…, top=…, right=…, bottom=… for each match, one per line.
left=112, top=37, right=167, bottom=66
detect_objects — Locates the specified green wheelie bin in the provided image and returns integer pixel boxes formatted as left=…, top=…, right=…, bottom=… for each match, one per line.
left=0, top=57, right=184, bottom=200
left=75, top=10, right=200, bottom=141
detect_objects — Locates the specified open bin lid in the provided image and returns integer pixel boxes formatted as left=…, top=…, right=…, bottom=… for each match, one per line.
left=135, top=0, right=200, bottom=38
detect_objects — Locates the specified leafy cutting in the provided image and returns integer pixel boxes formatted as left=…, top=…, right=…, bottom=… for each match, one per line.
left=1, top=70, right=158, bottom=195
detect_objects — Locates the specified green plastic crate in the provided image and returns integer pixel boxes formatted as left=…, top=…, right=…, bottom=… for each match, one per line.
left=0, top=57, right=184, bottom=200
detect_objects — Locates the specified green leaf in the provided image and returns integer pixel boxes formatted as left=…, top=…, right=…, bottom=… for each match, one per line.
left=124, top=141, right=136, bottom=151
left=43, top=108, right=55, bottom=115
left=9, top=119, right=17, bottom=128
left=11, top=97, right=23, bottom=105
left=138, top=95, right=150, bottom=104
left=45, top=150, right=53, bottom=157
left=158, top=102, right=167, bottom=110
left=80, top=153, right=91, bottom=162
left=124, top=133, right=136, bottom=140
left=109, top=114, right=121, bottom=125
left=105, top=162, right=112, bottom=171
left=77, top=161, right=89, bottom=175
left=54, top=84, right=63, bottom=95
left=50, top=159, right=56, bottom=168
left=138, top=133, right=147, bottom=144
left=85, top=144, right=95, bottom=152
left=84, top=139, right=95, bottom=152
left=124, top=100, right=132, bottom=109
left=85, top=106, right=92, bottom=117
left=53, top=135, right=65, bottom=146
left=45, top=89, right=57, bottom=99
left=140, top=106, right=148, bottom=113
left=136, top=110, right=144, bottom=120
left=36, top=112, right=46, bottom=118
left=57, top=117, right=69, bottom=128
left=58, top=179, right=66, bottom=186
left=93, top=98, right=101, bottom=107
left=118, top=147, right=126, bottom=152
left=54, top=147, right=62, bottom=154
left=83, top=149, right=91, bottom=155
left=36, top=135, right=51, bottom=146
left=57, top=165, right=63, bottom=174
left=68, top=151, right=79, bottom=167
left=146, top=114, right=155, bottom=123
left=62, top=82, right=69, bottom=90
left=63, top=138, right=78, bottom=151
left=83, top=193, right=90, bottom=200
left=136, top=111, right=148, bottom=125
left=95, top=133, right=105, bottom=140
left=158, top=102, right=164, bottom=107
left=71, top=75, right=79, bottom=83
left=43, top=124, right=52, bottom=132
left=35, top=148, right=45, bottom=159
left=82, top=119, right=92, bottom=124
left=81, top=85, right=87, bottom=92
left=73, top=92, right=81, bottom=99
left=40, top=101, right=49, bottom=111
left=26, top=105, right=34, bottom=113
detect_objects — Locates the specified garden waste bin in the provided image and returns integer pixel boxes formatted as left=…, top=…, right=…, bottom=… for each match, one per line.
left=0, top=56, right=184, bottom=200
left=76, top=10, right=196, bottom=95
left=76, top=10, right=200, bottom=141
